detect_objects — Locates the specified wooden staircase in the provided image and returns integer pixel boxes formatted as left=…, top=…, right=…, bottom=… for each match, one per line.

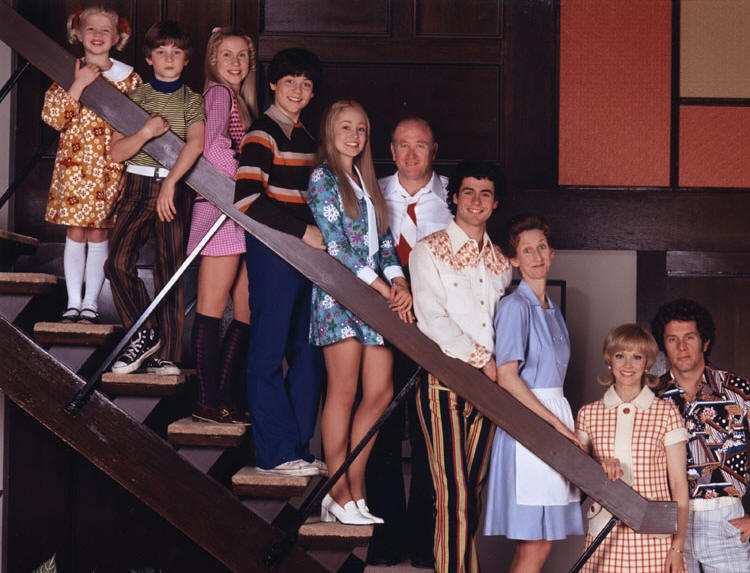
left=0, top=231, right=374, bottom=572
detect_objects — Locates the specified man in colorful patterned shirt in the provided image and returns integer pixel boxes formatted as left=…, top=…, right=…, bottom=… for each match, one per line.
left=652, top=298, right=750, bottom=573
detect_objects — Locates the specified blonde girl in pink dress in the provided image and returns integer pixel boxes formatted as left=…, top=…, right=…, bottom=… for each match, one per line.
left=185, top=27, right=258, bottom=423
left=42, top=7, right=140, bottom=323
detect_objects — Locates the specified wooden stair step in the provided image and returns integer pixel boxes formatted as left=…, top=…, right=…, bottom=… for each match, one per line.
left=167, top=417, right=247, bottom=447
left=0, top=230, right=39, bottom=268
left=299, top=517, right=373, bottom=549
left=0, top=272, right=62, bottom=294
left=0, top=229, right=39, bottom=248
left=101, top=369, right=191, bottom=396
left=232, top=466, right=312, bottom=499
left=33, top=322, right=122, bottom=345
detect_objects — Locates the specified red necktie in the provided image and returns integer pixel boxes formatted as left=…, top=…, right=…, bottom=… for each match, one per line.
left=397, top=202, right=417, bottom=265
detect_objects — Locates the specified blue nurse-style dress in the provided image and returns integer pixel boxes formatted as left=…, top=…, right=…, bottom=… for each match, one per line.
left=483, top=280, right=583, bottom=540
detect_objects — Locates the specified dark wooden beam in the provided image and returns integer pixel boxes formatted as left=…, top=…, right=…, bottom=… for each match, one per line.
left=0, top=316, right=326, bottom=573
left=503, top=187, right=750, bottom=251
left=0, top=4, right=676, bottom=536
left=667, top=251, right=750, bottom=277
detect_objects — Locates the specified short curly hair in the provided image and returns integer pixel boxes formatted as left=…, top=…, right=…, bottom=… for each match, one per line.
left=650, top=298, right=715, bottom=360
left=446, top=160, right=505, bottom=216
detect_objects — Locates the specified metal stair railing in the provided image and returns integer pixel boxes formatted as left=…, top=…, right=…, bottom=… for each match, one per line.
left=0, top=3, right=678, bottom=569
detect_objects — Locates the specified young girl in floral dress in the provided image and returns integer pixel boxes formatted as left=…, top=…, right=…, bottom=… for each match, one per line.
left=185, top=27, right=257, bottom=424
left=307, top=100, right=413, bottom=525
left=42, top=6, right=140, bottom=323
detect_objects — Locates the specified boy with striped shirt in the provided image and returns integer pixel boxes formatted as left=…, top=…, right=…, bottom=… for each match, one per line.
left=105, top=20, right=205, bottom=375
left=234, top=48, right=326, bottom=476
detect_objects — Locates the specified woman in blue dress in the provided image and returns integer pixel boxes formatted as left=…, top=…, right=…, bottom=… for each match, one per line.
left=307, top=100, right=414, bottom=525
left=484, top=214, right=583, bottom=572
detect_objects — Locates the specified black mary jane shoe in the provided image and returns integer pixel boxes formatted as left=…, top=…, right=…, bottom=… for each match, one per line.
left=60, top=308, right=80, bottom=323
left=77, top=309, right=101, bottom=324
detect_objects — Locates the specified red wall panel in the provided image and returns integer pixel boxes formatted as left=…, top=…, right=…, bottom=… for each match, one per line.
left=679, top=106, right=750, bottom=188
left=559, top=0, right=671, bottom=186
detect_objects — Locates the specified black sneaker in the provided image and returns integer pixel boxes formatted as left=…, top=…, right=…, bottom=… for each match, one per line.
left=111, top=328, right=161, bottom=375
left=143, top=356, right=181, bottom=376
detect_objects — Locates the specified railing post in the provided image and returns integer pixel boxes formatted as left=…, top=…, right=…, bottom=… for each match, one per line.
left=568, top=516, right=619, bottom=572
left=0, top=59, right=28, bottom=103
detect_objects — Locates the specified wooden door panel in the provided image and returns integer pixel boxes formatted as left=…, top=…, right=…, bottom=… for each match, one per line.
left=262, top=0, right=391, bottom=35
left=415, top=0, right=502, bottom=36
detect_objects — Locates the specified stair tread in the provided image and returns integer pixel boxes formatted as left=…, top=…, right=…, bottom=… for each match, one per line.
left=0, top=229, right=39, bottom=247
left=0, top=272, right=63, bottom=293
left=33, top=322, right=122, bottom=346
left=168, top=417, right=247, bottom=436
left=102, top=370, right=192, bottom=384
left=299, top=517, right=373, bottom=547
left=232, top=466, right=312, bottom=487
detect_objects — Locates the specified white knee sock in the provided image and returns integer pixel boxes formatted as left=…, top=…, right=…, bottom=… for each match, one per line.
left=81, top=239, right=108, bottom=312
left=63, top=237, right=85, bottom=310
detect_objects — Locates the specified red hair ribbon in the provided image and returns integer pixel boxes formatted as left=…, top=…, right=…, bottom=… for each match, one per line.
left=72, top=9, right=83, bottom=30
left=118, top=16, right=130, bottom=35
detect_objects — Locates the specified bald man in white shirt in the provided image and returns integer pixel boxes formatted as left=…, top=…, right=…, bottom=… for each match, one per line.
left=365, top=117, right=451, bottom=568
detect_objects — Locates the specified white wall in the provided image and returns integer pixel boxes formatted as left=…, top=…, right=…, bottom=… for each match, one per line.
left=477, top=250, right=637, bottom=572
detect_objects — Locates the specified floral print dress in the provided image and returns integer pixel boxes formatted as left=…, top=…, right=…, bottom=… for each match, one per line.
left=307, top=165, right=404, bottom=347
left=42, top=59, right=141, bottom=228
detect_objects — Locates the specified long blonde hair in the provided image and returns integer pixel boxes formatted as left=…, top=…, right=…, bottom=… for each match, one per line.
left=66, top=6, right=130, bottom=52
left=318, top=100, right=388, bottom=234
left=203, top=27, right=258, bottom=129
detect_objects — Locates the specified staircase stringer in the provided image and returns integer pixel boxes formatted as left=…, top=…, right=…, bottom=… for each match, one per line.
left=0, top=315, right=326, bottom=573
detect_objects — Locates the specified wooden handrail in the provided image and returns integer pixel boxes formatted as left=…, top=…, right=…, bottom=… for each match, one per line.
left=0, top=3, right=675, bottom=536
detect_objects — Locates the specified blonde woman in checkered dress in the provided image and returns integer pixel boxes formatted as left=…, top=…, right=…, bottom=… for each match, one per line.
left=575, top=324, right=690, bottom=572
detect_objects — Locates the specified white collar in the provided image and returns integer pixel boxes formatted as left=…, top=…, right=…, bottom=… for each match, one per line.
left=347, top=165, right=379, bottom=257
left=384, top=171, right=444, bottom=202
left=102, top=59, right=133, bottom=83
left=603, top=384, right=655, bottom=410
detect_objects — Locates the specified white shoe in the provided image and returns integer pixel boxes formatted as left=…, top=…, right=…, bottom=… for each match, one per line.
left=355, top=499, right=384, bottom=524
left=143, top=356, right=181, bottom=375
left=308, top=458, right=327, bottom=476
left=320, top=494, right=373, bottom=525
left=256, top=459, right=319, bottom=477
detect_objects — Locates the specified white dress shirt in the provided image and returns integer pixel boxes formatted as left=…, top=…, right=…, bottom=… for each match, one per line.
left=410, top=220, right=512, bottom=368
left=379, top=171, right=453, bottom=243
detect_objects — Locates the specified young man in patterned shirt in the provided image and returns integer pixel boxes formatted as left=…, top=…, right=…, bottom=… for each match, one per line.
left=409, top=160, right=511, bottom=572
left=652, top=298, right=750, bottom=573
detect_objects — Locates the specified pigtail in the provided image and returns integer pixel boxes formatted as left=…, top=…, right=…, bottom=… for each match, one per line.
left=114, top=16, right=131, bottom=51
left=66, top=9, right=83, bottom=45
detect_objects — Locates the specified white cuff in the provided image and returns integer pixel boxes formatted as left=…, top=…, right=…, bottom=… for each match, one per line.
left=356, top=266, right=378, bottom=284
left=384, top=265, right=405, bottom=283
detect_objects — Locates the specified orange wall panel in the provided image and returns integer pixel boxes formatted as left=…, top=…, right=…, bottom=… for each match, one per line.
left=559, top=0, right=671, bottom=186
left=679, top=106, right=750, bottom=188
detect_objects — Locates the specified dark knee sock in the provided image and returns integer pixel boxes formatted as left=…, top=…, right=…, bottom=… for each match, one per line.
left=192, top=313, right=221, bottom=409
left=218, top=319, right=250, bottom=406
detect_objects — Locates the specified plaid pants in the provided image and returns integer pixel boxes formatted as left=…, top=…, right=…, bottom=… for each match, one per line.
left=685, top=497, right=750, bottom=573
left=416, top=373, right=494, bottom=573
left=104, top=172, right=190, bottom=361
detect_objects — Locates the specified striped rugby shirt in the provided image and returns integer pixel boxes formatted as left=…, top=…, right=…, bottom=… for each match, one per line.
left=126, top=81, right=205, bottom=168
left=234, top=105, right=317, bottom=238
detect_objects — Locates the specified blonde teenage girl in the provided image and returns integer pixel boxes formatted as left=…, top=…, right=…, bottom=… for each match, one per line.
left=43, top=6, right=140, bottom=323
left=186, top=27, right=257, bottom=423
left=307, top=100, right=414, bottom=525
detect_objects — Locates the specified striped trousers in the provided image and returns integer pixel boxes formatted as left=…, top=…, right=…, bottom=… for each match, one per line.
left=104, top=172, right=190, bottom=361
left=416, top=373, right=495, bottom=573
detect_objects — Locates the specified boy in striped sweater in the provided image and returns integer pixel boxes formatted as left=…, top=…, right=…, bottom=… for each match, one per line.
left=105, top=20, right=205, bottom=376
left=234, top=48, right=327, bottom=476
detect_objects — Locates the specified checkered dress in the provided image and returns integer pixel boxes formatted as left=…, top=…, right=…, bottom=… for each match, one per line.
left=576, top=386, right=688, bottom=572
